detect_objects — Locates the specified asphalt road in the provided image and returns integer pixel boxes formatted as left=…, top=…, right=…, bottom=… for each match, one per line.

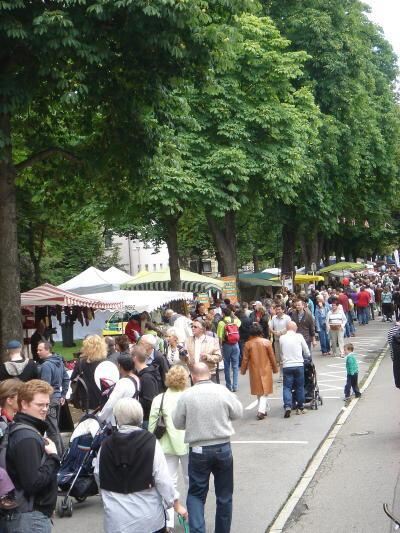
left=54, top=319, right=391, bottom=533
left=283, top=347, right=400, bottom=533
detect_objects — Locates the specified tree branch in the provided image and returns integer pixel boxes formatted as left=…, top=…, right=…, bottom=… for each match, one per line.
left=15, top=147, right=82, bottom=173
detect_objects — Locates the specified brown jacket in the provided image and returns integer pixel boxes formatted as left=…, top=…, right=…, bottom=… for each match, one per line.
left=241, top=336, right=278, bottom=395
left=186, top=335, right=222, bottom=374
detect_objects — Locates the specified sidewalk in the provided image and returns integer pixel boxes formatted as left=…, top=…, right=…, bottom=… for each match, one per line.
left=284, top=352, right=400, bottom=533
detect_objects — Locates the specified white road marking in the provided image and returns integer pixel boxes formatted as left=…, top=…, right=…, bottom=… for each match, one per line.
left=245, top=400, right=258, bottom=410
left=320, top=396, right=340, bottom=399
left=232, top=440, right=308, bottom=445
left=268, top=346, right=388, bottom=532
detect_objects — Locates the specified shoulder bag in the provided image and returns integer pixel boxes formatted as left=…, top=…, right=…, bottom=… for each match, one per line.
left=153, top=393, right=167, bottom=439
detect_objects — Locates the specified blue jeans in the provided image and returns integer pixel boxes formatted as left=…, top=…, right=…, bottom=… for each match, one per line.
left=283, top=366, right=305, bottom=410
left=187, top=442, right=233, bottom=533
left=318, top=326, right=330, bottom=353
left=359, top=307, right=369, bottom=325
left=223, top=343, right=240, bottom=391
left=0, top=511, right=52, bottom=533
left=346, top=311, right=355, bottom=334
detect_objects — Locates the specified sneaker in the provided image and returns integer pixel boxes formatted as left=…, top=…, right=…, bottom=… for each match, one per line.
left=284, top=409, right=291, bottom=418
left=296, top=408, right=306, bottom=415
left=256, top=412, right=266, bottom=420
left=355, top=393, right=362, bottom=398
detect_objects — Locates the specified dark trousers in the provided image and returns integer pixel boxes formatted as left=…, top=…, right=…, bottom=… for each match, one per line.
left=344, top=373, right=360, bottom=398
left=46, top=402, right=63, bottom=456
left=187, top=442, right=233, bottom=533
left=382, top=303, right=393, bottom=320
left=283, top=366, right=304, bottom=409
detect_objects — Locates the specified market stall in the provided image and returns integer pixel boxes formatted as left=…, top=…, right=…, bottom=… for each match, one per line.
left=21, top=283, right=123, bottom=346
left=123, top=268, right=224, bottom=292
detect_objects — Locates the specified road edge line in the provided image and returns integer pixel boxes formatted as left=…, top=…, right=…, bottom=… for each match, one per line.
left=266, top=346, right=388, bottom=532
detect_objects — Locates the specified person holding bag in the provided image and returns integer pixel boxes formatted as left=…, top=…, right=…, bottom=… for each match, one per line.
left=149, top=366, right=189, bottom=527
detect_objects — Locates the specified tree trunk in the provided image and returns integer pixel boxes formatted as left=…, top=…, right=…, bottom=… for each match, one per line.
left=27, top=222, right=46, bottom=286
left=281, top=222, right=296, bottom=275
left=206, top=212, right=238, bottom=276
left=300, top=229, right=322, bottom=271
left=0, top=110, right=22, bottom=354
left=165, top=215, right=181, bottom=291
left=253, top=252, right=259, bottom=273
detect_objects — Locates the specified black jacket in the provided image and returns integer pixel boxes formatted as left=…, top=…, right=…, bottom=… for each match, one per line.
left=71, top=358, right=103, bottom=410
left=137, top=366, right=161, bottom=421
left=0, top=358, right=38, bottom=383
left=6, top=413, right=60, bottom=517
left=151, top=350, right=170, bottom=390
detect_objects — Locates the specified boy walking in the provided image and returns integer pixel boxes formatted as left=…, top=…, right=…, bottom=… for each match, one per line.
left=344, top=343, right=361, bottom=400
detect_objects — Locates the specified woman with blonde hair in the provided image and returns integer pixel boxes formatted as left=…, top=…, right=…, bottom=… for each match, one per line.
left=71, top=335, right=107, bottom=410
left=149, top=365, right=189, bottom=526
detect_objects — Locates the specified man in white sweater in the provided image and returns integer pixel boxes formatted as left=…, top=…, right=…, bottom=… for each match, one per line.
left=279, top=321, right=310, bottom=418
left=173, top=363, right=243, bottom=533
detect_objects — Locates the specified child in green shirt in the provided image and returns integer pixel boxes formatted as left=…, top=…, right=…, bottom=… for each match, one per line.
left=344, top=343, right=361, bottom=400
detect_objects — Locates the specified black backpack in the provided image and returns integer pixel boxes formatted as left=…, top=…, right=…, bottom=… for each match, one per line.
left=0, top=421, right=45, bottom=512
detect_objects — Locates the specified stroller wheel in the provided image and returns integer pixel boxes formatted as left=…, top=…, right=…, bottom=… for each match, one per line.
left=75, top=496, right=87, bottom=503
left=65, top=497, right=73, bottom=517
left=57, top=499, right=65, bottom=518
left=319, top=396, right=323, bottom=406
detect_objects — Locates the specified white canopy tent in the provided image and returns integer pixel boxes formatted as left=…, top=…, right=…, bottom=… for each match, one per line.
left=102, top=267, right=133, bottom=285
left=58, top=266, right=137, bottom=294
left=56, top=289, right=193, bottom=340
left=58, top=267, right=114, bottom=294
left=84, top=290, right=193, bottom=314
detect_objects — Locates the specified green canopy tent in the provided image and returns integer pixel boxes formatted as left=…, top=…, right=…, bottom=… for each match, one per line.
left=123, top=268, right=224, bottom=292
left=238, top=272, right=282, bottom=287
left=318, top=262, right=366, bottom=274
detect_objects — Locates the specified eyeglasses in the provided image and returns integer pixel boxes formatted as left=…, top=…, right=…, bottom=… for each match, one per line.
left=31, top=402, right=50, bottom=410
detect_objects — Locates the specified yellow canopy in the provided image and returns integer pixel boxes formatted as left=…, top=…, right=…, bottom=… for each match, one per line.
left=294, top=274, right=324, bottom=283
left=271, top=274, right=324, bottom=283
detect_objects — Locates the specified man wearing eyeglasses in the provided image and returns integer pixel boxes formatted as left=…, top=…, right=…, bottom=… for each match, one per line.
left=185, top=319, right=222, bottom=382
left=1, top=379, right=60, bottom=533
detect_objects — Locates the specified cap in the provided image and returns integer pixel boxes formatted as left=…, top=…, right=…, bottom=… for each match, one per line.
left=6, top=340, right=22, bottom=350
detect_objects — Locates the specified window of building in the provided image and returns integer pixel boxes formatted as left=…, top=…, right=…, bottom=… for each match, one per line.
left=160, top=263, right=163, bottom=269
left=153, top=264, right=157, bottom=271
left=104, top=230, right=113, bottom=249
left=202, top=260, right=212, bottom=273
left=137, top=264, right=141, bottom=272
left=145, top=264, right=149, bottom=271
left=189, top=260, right=199, bottom=273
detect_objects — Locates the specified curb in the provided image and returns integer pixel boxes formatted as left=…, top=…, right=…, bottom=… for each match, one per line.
left=266, top=345, right=389, bottom=532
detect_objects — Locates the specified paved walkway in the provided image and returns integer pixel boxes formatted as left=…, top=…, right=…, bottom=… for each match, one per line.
left=284, top=350, right=400, bottom=533
left=54, top=319, right=391, bottom=532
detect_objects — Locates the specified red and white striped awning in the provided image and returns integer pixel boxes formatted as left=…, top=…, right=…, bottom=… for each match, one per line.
left=21, top=283, right=123, bottom=310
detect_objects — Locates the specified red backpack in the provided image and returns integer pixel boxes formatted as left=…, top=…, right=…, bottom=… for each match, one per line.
left=224, top=317, right=240, bottom=344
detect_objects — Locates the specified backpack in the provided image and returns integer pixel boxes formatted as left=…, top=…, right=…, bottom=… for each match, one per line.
left=0, top=421, right=45, bottom=510
left=224, top=317, right=240, bottom=345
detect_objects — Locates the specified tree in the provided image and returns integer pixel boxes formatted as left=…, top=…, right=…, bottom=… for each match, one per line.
left=265, top=0, right=400, bottom=268
left=1, top=0, right=252, bottom=347
left=186, top=13, right=320, bottom=276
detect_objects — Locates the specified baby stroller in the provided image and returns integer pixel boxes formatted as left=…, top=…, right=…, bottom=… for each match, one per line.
left=303, top=358, right=323, bottom=410
left=57, top=414, right=109, bottom=517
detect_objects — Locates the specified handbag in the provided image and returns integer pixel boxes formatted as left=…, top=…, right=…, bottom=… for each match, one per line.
left=153, top=393, right=167, bottom=439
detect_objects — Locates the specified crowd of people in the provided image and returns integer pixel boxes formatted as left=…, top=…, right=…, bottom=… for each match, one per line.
left=0, top=266, right=399, bottom=532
